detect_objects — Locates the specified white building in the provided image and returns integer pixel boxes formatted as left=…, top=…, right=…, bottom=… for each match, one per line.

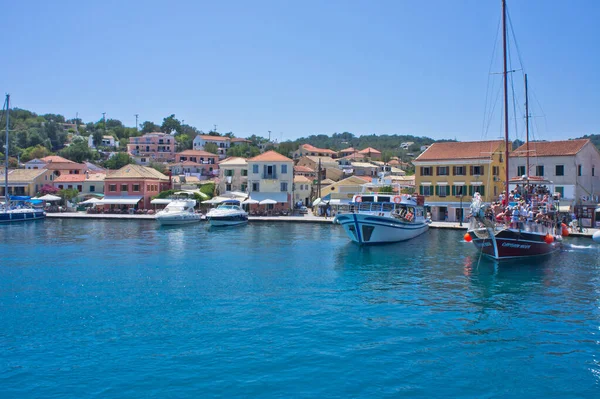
left=247, top=151, right=294, bottom=209
left=510, top=139, right=600, bottom=204
left=293, top=175, right=312, bottom=207
left=192, top=135, right=230, bottom=159
left=88, top=135, right=119, bottom=149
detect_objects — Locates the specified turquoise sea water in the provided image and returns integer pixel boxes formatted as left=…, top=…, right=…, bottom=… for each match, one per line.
left=1, top=219, right=599, bottom=398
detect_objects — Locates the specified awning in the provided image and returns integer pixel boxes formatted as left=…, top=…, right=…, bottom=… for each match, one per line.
left=328, top=199, right=351, bottom=206
left=249, top=192, right=288, bottom=203
left=80, top=198, right=101, bottom=205
left=151, top=199, right=173, bottom=205
left=96, top=196, right=143, bottom=205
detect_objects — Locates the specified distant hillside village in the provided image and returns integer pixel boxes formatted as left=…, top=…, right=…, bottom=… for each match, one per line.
left=1, top=109, right=599, bottom=225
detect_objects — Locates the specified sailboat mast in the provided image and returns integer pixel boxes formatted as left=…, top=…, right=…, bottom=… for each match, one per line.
left=524, top=74, right=530, bottom=177
left=4, top=94, right=9, bottom=207
left=502, top=0, right=510, bottom=199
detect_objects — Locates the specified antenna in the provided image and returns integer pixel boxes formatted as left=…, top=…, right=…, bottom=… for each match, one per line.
left=268, top=130, right=271, bottom=141
left=135, top=114, right=139, bottom=131
left=102, top=112, right=107, bottom=134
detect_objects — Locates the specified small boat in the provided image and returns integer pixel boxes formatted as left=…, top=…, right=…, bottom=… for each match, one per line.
left=155, top=199, right=201, bottom=225
left=1, top=94, right=46, bottom=223
left=334, top=192, right=430, bottom=244
left=206, top=199, right=248, bottom=227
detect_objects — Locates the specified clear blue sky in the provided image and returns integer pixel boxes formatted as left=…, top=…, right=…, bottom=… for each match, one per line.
left=1, top=0, right=598, bottom=141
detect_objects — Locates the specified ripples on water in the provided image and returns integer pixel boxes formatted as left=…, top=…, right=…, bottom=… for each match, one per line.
left=1, top=219, right=599, bottom=397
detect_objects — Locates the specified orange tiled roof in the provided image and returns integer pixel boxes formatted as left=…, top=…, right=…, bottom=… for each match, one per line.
left=294, top=165, right=315, bottom=173
left=414, top=140, right=504, bottom=161
left=54, top=174, right=86, bottom=183
left=388, top=159, right=400, bottom=165
left=293, top=175, right=312, bottom=183
left=301, top=144, right=337, bottom=155
left=358, top=147, right=381, bottom=155
left=177, top=149, right=218, bottom=157
left=231, top=138, right=251, bottom=143
left=197, top=135, right=229, bottom=141
left=342, top=153, right=366, bottom=160
left=45, top=162, right=87, bottom=170
left=355, top=176, right=372, bottom=182
left=40, top=155, right=74, bottom=163
left=511, top=139, right=590, bottom=157
left=248, top=150, right=292, bottom=162
left=339, top=147, right=356, bottom=153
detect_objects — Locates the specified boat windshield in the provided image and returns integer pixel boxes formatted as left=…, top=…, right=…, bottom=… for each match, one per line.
left=217, top=205, right=239, bottom=210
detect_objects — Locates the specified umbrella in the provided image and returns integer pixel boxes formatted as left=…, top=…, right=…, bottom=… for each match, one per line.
left=38, top=194, right=61, bottom=202
left=242, top=198, right=259, bottom=204
left=80, top=197, right=100, bottom=205
left=259, top=199, right=277, bottom=205
left=202, top=198, right=224, bottom=204
left=312, top=198, right=322, bottom=206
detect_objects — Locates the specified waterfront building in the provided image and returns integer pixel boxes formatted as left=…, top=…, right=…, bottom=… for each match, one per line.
left=103, top=164, right=170, bottom=209
left=88, top=135, right=119, bottom=149
left=338, top=147, right=357, bottom=158
left=318, top=175, right=371, bottom=205
left=218, top=157, right=248, bottom=194
left=247, top=151, right=294, bottom=210
left=0, top=168, right=54, bottom=197
left=172, top=150, right=219, bottom=178
left=296, top=155, right=342, bottom=181
left=54, top=172, right=106, bottom=197
left=127, top=132, right=176, bottom=165
left=293, top=175, right=312, bottom=207
left=293, top=144, right=338, bottom=159
left=26, top=156, right=87, bottom=177
left=412, top=140, right=507, bottom=222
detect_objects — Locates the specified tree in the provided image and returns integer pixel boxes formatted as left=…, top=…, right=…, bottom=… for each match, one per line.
left=39, top=184, right=59, bottom=195
left=21, top=145, right=51, bottom=162
left=140, top=121, right=161, bottom=134
left=149, top=162, right=167, bottom=174
left=93, top=130, right=103, bottom=147
left=204, top=142, right=219, bottom=154
left=58, top=188, right=79, bottom=202
left=161, top=114, right=182, bottom=135
left=104, top=152, right=135, bottom=169
left=59, top=142, right=95, bottom=163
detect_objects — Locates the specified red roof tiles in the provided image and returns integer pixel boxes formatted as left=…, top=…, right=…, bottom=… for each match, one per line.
left=414, top=140, right=505, bottom=161
left=511, top=139, right=589, bottom=157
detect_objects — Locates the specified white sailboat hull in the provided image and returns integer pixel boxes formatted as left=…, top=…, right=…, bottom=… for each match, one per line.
left=335, top=213, right=429, bottom=244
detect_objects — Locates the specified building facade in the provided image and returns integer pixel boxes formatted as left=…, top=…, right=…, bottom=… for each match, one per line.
left=218, top=157, right=248, bottom=194
left=103, top=164, right=171, bottom=209
left=293, top=175, right=312, bottom=207
left=247, top=151, right=294, bottom=209
left=413, top=140, right=507, bottom=222
left=127, top=132, right=176, bottom=164
left=293, top=144, right=338, bottom=159
left=192, top=135, right=231, bottom=159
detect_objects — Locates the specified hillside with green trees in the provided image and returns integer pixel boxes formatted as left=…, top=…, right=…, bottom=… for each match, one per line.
left=577, top=134, right=600, bottom=150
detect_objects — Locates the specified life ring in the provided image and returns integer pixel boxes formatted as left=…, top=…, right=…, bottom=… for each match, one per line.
left=393, top=196, right=402, bottom=204
left=355, top=195, right=362, bottom=203
left=405, top=212, right=414, bottom=222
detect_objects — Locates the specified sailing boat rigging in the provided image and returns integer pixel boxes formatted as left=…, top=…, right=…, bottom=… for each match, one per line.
left=1, top=94, right=46, bottom=223
left=466, top=0, right=560, bottom=260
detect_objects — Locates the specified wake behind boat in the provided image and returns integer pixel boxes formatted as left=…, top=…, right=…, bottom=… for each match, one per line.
left=206, top=199, right=248, bottom=227
left=334, top=188, right=430, bottom=244
left=155, top=199, right=201, bottom=225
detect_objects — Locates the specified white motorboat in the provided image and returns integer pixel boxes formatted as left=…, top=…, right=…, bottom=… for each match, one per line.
left=155, top=199, right=201, bottom=225
left=334, top=191, right=430, bottom=244
left=206, top=199, right=248, bottom=227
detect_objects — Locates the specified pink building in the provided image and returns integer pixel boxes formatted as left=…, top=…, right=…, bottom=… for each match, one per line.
left=127, top=132, right=176, bottom=164
left=102, top=164, right=171, bottom=209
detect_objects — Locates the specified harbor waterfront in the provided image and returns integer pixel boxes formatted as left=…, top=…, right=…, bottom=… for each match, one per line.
left=1, top=220, right=599, bottom=397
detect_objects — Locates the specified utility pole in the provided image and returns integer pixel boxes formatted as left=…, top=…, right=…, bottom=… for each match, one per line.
left=102, top=112, right=107, bottom=135
left=317, top=158, right=322, bottom=199
left=135, top=114, right=139, bottom=131
left=213, top=124, right=217, bottom=133
left=75, top=112, right=79, bottom=135
left=268, top=130, right=271, bottom=142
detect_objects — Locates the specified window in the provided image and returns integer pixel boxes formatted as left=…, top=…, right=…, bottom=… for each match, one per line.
left=471, top=165, right=483, bottom=175
left=109, top=184, right=117, bottom=192
left=264, top=165, right=276, bottom=179
left=517, top=166, right=526, bottom=176
left=121, top=184, right=128, bottom=192
left=90, top=185, right=95, bottom=192
left=536, top=165, right=544, bottom=177
left=593, top=167, right=595, bottom=177
left=492, top=166, right=499, bottom=176
left=281, top=182, right=288, bottom=192
left=252, top=165, right=259, bottom=174
left=281, top=164, right=288, bottom=174
left=436, top=185, right=449, bottom=197
left=578, top=164, right=582, bottom=176
left=555, top=165, right=564, bottom=176
left=555, top=186, right=564, bottom=198
left=141, top=158, right=146, bottom=163
left=241, top=169, right=248, bottom=176
left=436, top=166, right=449, bottom=176
left=132, top=184, right=140, bottom=192
left=453, top=166, right=466, bottom=176
left=77, top=185, right=83, bottom=192
left=453, top=185, right=465, bottom=196
left=226, top=184, right=232, bottom=191
left=224, top=169, right=234, bottom=177
left=420, top=167, right=433, bottom=176
left=241, top=183, right=247, bottom=192
left=420, top=186, right=433, bottom=196
left=252, top=182, right=260, bottom=192
left=58, top=185, right=64, bottom=189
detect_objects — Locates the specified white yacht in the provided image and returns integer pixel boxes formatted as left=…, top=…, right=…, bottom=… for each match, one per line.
left=334, top=189, right=430, bottom=244
left=206, top=199, right=248, bottom=227
left=155, top=199, right=201, bottom=225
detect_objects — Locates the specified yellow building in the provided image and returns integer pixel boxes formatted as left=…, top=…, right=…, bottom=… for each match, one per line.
left=320, top=175, right=372, bottom=203
left=412, top=140, right=508, bottom=221
left=0, top=168, right=55, bottom=197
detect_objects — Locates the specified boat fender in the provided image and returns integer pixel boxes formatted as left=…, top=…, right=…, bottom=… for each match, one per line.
left=355, top=195, right=362, bottom=203
left=544, top=234, right=554, bottom=244
left=393, top=196, right=402, bottom=204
